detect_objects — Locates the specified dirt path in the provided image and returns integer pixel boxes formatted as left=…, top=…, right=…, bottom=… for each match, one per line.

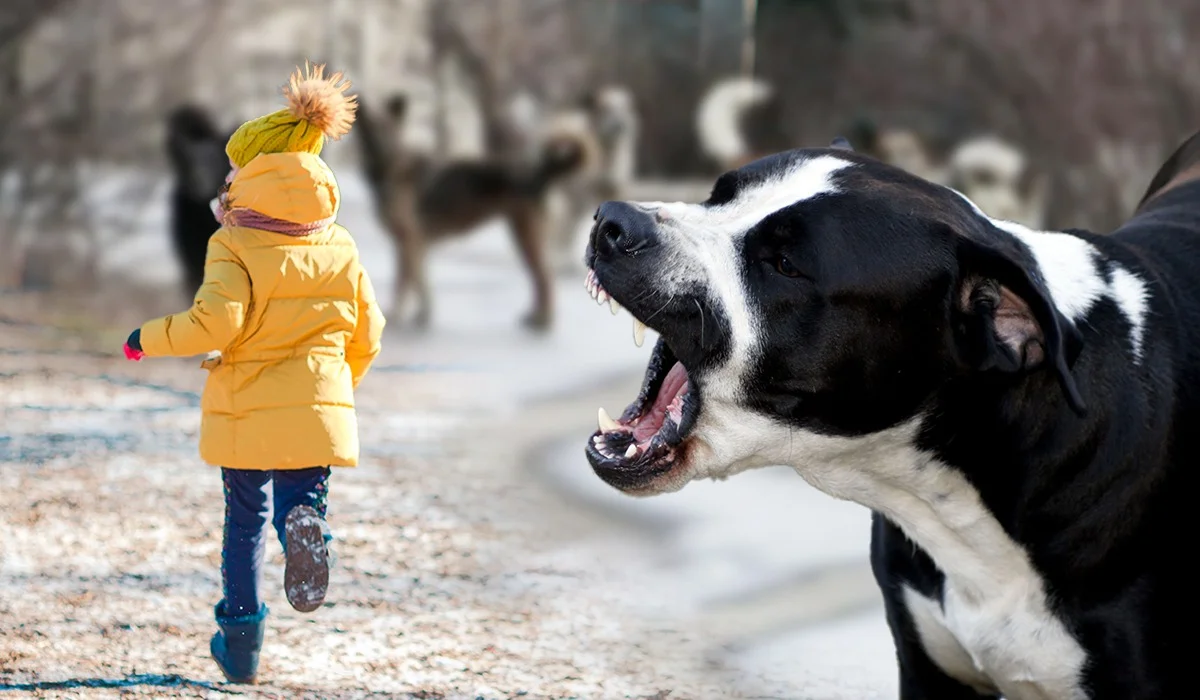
left=0, top=298, right=777, bottom=700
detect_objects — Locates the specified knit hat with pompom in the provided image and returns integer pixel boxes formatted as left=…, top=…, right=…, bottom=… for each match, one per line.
left=225, top=62, right=357, bottom=169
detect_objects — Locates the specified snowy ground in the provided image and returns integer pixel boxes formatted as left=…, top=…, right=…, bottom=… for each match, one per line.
left=0, top=167, right=898, bottom=698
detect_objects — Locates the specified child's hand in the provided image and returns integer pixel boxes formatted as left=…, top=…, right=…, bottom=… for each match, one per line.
left=200, top=350, right=223, bottom=370
left=123, top=329, right=145, bottom=361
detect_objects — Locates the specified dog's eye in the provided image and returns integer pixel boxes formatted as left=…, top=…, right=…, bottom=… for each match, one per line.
left=774, top=254, right=803, bottom=278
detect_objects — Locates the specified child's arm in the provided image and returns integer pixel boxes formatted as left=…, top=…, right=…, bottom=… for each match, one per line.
left=139, top=230, right=251, bottom=358
left=346, top=261, right=385, bottom=388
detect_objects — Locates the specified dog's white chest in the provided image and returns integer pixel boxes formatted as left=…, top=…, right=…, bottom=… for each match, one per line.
left=903, top=584, right=1088, bottom=700
left=777, top=422, right=1092, bottom=699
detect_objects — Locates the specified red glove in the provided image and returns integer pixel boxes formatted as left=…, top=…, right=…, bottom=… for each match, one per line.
left=123, top=329, right=145, bottom=361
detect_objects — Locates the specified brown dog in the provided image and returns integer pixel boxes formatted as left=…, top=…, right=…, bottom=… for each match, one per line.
left=354, top=95, right=596, bottom=331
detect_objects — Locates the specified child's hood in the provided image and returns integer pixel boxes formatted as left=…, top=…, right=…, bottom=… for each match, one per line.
left=227, top=152, right=340, bottom=226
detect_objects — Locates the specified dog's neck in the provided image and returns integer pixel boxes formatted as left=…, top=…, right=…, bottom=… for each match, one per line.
left=776, top=416, right=1052, bottom=603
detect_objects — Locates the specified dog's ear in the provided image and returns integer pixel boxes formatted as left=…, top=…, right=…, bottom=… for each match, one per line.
left=954, top=234, right=1086, bottom=415
left=830, top=136, right=854, bottom=151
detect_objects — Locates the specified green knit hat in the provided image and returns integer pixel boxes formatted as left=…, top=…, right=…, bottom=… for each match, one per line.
left=225, top=62, right=357, bottom=169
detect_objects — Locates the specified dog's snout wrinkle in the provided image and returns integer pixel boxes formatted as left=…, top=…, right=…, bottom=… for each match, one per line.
left=593, top=200, right=660, bottom=256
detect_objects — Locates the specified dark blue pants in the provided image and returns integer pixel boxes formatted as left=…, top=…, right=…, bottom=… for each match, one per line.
left=221, top=467, right=330, bottom=617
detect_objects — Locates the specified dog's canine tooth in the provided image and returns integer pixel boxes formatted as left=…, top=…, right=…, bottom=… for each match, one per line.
left=592, top=435, right=603, bottom=445
left=633, top=318, right=647, bottom=347
left=598, top=407, right=621, bottom=432
left=597, top=288, right=609, bottom=305
left=609, top=298, right=620, bottom=315
left=624, top=444, right=638, bottom=459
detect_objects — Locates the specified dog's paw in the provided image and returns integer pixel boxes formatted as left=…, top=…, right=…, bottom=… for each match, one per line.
left=522, top=309, right=553, bottom=333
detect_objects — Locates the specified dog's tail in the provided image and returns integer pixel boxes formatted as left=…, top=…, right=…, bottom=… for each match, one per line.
left=525, top=113, right=602, bottom=192
left=695, top=76, right=774, bottom=169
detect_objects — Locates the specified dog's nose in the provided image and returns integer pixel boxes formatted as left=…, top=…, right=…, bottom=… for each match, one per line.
left=592, top=201, right=659, bottom=256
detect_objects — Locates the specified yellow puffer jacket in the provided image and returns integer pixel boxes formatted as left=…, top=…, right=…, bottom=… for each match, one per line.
left=140, top=152, right=386, bottom=470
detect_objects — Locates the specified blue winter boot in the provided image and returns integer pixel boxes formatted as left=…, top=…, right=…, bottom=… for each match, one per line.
left=210, top=601, right=267, bottom=684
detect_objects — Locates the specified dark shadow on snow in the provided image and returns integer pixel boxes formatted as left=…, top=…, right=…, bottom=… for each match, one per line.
left=0, top=673, right=241, bottom=693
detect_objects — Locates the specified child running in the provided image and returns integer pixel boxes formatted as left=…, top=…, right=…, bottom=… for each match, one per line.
left=122, top=62, right=385, bottom=684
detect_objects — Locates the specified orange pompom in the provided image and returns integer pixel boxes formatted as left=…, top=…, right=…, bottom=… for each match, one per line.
left=283, top=61, right=358, bottom=141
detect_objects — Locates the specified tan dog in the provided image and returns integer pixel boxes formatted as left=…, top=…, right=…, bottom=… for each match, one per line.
left=542, top=85, right=641, bottom=270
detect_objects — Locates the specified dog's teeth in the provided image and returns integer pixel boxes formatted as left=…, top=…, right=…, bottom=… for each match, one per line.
left=609, top=298, right=620, bottom=315
left=598, top=407, right=621, bottom=432
left=632, top=318, right=647, bottom=347
left=597, top=288, right=609, bottom=305
left=624, top=444, right=638, bottom=459
left=592, top=435, right=603, bottom=445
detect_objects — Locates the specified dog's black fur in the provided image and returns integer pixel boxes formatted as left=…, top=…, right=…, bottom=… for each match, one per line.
left=165, top=105, right=231, bottom=299
left=583, top=131, right=1200, bottom=698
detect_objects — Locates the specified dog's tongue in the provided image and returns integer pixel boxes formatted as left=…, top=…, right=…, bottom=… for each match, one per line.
left=658, top=362, right=689, bottom=410
left=632, top=362, right=689, bottom=443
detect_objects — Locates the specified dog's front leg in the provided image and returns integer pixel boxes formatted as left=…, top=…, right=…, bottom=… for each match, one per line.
left=871, top=514, right=1000, bottom=700
left=386, top=201, right=431, bottom=330
left=509, top=206, right=553, bottom=331
left=404, top=230, right=432, bottom=330
left=545, top=187, right=580, bottom=273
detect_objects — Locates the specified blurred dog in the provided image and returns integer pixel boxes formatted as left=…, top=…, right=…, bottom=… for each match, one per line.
left=947, top=135, right=1048, bottom=229
left=165, top=105, right=232, bottom=299
left=354, top=94, right=597, bottom=331
left=852, top=119, right=1047, bottom=227
left=543, top=85, right=641, bottom=269
left=847, top=119, right=949, bottom=185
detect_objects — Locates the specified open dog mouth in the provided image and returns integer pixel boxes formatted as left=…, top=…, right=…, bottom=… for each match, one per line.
left=584, top=269, right=700, bottom=486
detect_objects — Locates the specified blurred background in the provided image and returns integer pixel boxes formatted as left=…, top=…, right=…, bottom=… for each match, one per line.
left=2, top=1, right=1197, bottom=698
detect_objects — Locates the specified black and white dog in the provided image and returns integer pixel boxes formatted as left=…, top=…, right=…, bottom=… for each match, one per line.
left=583, top=133, right=1198, bottom=699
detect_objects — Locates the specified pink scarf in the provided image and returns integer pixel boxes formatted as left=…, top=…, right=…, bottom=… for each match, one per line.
left=210, top=189, right=334, bottom=236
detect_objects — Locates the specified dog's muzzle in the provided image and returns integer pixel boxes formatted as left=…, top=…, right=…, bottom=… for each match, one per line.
left=591, top=201, right=661, bottom=258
